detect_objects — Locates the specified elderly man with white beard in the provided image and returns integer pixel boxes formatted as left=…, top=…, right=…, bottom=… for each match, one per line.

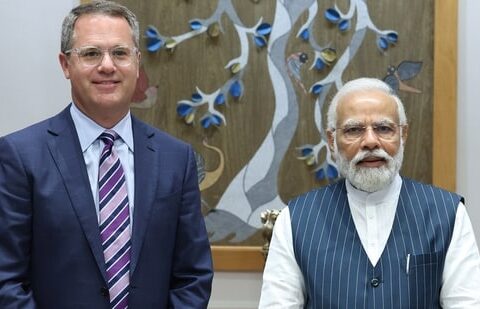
left=259, top=78, right=480, bottom=308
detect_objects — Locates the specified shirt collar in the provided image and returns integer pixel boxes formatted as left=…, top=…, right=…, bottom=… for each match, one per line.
left=69, top=103, right=134, bottom=152
left=346, top=173, right=402, bottom=205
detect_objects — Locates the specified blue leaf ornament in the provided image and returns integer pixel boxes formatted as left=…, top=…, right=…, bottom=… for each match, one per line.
left=325, top=8, right=341, bottom=23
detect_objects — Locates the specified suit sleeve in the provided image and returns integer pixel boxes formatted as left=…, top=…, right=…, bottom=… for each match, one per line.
left=168, top=145, right=213, bottom=308
left=0, top=137, right=37, bottom=308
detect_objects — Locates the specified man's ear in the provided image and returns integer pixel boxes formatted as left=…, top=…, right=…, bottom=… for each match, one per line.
left=401, top=124, right=408, bottom=144
left=327, top=129, right=336, bottom=160
left=136, top=51, right=141, bottom=78
left=59, top=53, right=71, bottom=79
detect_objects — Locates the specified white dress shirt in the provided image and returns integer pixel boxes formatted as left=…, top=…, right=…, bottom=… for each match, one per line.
left=259, top=175, right=480, bottom=308
left=70, top=103, right=135, bottom=226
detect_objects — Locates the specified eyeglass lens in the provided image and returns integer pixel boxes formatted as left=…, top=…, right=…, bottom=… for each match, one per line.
left=340, top=123, right=399, bottom=140
left=72, top=46, right=136, bottom=67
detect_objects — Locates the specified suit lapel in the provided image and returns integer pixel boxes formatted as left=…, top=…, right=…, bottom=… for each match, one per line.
left=46, top=107, right=108, bottom=282
left=130, top=117, right=157, bottom=275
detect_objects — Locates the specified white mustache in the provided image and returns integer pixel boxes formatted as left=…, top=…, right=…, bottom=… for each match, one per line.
left=351, top=149, right=391, bottom=165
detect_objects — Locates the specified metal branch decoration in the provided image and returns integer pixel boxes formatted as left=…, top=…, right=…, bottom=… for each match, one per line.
left=146, top=0, right=271, bottom=129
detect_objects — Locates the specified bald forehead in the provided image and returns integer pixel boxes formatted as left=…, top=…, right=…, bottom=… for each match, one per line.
left=336, top=90, right=399, bottom=126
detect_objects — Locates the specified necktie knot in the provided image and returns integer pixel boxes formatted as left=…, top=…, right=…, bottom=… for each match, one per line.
left=99, top=130, right=118, bottom=149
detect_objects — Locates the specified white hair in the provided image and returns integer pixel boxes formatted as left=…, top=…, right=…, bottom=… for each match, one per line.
left=326, top=78, right=408, bottom=130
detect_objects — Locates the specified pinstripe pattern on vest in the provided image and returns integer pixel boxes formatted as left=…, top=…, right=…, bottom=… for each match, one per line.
left=289, top=178, right=461, bottom=309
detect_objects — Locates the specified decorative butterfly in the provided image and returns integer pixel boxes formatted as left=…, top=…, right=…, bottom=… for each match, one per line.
left=383, top=61, right=423, bottom=94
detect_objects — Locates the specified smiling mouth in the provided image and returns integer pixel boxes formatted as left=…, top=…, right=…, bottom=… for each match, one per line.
left=356, top=156, right=386, bottom=167
left=94, top=81, right=119, bottom=85
left=361, top=156, right=384, bottom=162
left=93, top=81, right=120, bottom=91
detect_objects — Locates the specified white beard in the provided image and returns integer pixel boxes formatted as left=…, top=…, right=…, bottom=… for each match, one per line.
left=334, top=140, right=404, bottom=192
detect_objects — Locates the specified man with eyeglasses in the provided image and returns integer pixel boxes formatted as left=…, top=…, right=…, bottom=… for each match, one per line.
left=259, top=78, right=480, bottom=308
left=0, top=1, right=213, bottom=308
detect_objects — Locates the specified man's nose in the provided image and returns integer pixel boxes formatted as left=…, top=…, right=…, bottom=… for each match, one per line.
left=360, top=127, right=381, bottom=149
left=97, top=52, right=116, bottom=72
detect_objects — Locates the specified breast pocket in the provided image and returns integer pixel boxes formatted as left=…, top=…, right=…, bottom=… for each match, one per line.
left=407, top=252, right=444, bottom=308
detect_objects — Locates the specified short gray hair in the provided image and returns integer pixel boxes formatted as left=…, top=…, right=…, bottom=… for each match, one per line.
left=326, top=78, right=407, bottom=130
left=61, top=1, right=139, bottom=53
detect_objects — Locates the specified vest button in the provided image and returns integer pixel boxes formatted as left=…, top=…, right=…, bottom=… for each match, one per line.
left=370, top=277, right=380, bottom=288
left=100, top=287, right=109, bottom=297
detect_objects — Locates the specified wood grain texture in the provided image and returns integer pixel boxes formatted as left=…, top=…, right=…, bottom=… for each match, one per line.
left=433, top=0, right=457, bottom=191
left=212, top=246, right=265, bottom=271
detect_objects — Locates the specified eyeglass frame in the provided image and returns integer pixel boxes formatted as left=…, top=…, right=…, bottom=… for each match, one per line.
left=331, top=121, right=406, bottom=141
left=64, top=45, right=139, bottom=67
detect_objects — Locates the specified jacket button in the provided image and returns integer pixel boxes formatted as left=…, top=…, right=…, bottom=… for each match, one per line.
left=100, top=287, right=109, bottom=297
left=370, top=278, right=380, bottom=288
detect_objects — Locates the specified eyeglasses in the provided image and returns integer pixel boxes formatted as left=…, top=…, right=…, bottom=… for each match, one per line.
left=334, top=122, right=403, bottom=141
left=65, top=46, right=138, bottom=67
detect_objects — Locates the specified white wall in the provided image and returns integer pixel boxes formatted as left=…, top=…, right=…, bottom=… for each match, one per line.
left=0, top=1, right=478, bottom=308
left=457, top=0, right=480, bottom=246
left=0, top=1, right=75, bottom=133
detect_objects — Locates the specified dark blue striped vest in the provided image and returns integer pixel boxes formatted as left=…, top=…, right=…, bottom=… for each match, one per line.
left=289, top=178, right=461, bottom=309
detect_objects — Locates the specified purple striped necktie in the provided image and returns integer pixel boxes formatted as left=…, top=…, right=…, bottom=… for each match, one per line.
left=98, top=130, right=131, bottom=309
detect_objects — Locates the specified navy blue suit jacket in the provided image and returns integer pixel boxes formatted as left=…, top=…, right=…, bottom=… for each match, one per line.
left=0, top=106, right=213, bottom=308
